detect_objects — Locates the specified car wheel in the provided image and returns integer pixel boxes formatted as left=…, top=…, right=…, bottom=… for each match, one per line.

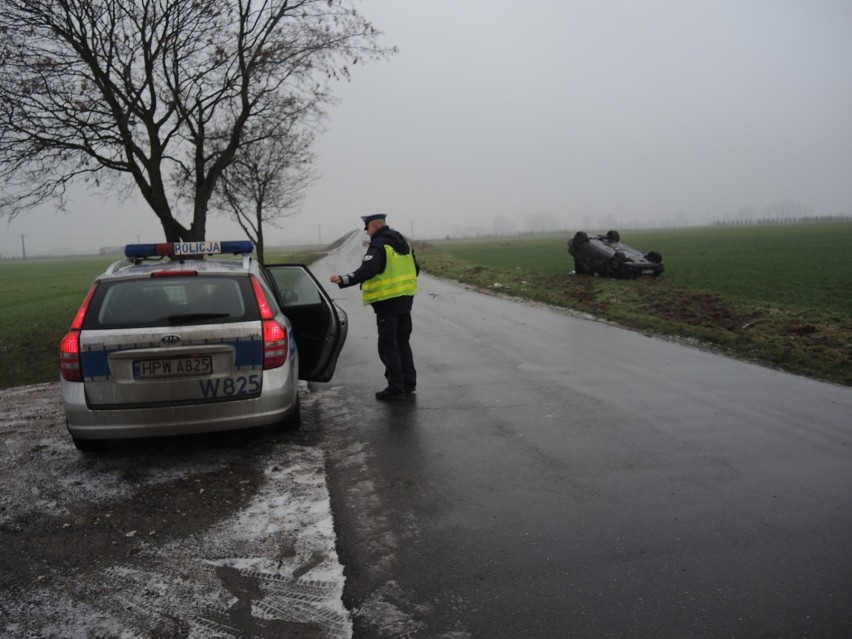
left=610, top=251, right=626, bottom=274
left=72, top=436, right=108, bottom=453
left=606, top=230, right=620, bottom=242
left=279, top=398, right=302, bottom=431
left=572, top=231, right=589, bottom=246
left=646, top=251, right=663, bottom=264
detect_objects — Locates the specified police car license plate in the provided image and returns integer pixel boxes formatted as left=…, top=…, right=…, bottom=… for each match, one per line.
left=133, top=355, right=213, bottom=379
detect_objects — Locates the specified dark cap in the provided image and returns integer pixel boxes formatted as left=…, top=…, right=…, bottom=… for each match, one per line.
left=361, top=213, right=387, bottom=230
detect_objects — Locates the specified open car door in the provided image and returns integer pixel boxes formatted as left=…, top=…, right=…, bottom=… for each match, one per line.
left=264, top=264, right=348, bottom=382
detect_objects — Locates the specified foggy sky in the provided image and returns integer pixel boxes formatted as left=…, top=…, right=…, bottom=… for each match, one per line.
left=2, top=0, right=851, bottom=256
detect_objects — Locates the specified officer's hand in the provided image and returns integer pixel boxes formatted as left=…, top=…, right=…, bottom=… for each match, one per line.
left=330, top=274, right=341, bottom=284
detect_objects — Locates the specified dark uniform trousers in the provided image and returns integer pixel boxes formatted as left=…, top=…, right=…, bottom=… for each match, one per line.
left=376, top=311, right=416, bottom=392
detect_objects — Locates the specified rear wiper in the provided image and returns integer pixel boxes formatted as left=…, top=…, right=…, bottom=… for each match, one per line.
left=168, top=313, right=230, bottom=324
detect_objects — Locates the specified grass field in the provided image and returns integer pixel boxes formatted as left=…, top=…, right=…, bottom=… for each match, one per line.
left=433, top=224, right=851, bottom=315
left=418, top=223, right=851, bottom=387
left=0, top=256, right=115, bottom=390
left=1, top=224, right=849, bottom=389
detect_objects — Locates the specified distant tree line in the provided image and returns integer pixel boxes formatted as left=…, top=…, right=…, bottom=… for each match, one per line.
left=710, top=214, right=852, bottom=227
left=446, top=200, right=851, bottom=240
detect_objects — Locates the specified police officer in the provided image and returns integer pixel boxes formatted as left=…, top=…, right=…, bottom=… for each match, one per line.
left=330, top=214, right=420, bottom=401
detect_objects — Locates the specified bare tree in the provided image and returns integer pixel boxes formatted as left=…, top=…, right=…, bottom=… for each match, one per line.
left=213, top=118, right=316, bottom=265
left=0, top=0, right=389, bottom=242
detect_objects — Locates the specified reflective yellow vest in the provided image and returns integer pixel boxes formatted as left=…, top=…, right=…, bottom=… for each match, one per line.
left=362, top=245, right=418, bottom=305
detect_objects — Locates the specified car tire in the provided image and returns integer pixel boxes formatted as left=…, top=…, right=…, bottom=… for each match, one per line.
left=606, top=230, right=620, bottom=243
left=279, top=398, right=302, bottom=431
left=72, top=436, right=108, bottom=453
left=646, top=251, right=663, bottom=264
left=572, top=231, right=589, bottom=246
left=610, top=251, right=626, bottom=274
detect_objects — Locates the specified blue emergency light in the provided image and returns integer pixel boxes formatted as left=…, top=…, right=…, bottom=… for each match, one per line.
left=124, top=240, right=255, bottom=259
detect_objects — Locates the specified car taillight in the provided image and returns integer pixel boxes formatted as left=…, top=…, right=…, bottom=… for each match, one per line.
left=263, top=319, right=288, bottom=369
left=59, top=332, right=82, bottom=381
left=59, top=283, right=98, bottom=382
left=251, top=276, right=287, bottom=369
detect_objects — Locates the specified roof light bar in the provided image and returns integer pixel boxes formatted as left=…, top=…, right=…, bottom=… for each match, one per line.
left=124, top=241, right=255, bottom=259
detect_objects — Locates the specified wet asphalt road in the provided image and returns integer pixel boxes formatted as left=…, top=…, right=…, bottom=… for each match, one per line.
left=310, top=233, right=852, bottom=638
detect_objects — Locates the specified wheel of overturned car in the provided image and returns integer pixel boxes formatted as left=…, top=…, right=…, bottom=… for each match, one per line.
left=606, top=230, right=620, bottom=242
left=645, top=251, right=663, bottom=264
left=572, top=231, right=589, bottom=246
left=610, top=251, right=626, bottom=274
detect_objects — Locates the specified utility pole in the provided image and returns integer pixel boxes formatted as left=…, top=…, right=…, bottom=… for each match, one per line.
left=19, top=234, right=26, bottom=260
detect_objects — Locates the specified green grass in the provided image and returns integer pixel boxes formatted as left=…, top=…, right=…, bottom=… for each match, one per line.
left=419, top=223, right=852, bottom=387
left=0, top=256, right=115, bottom=389
left=626, top=225, right=850, bottom=314
left=435, top=223, right=851, bottom=315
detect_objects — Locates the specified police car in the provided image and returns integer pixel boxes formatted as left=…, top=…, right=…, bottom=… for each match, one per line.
left=59, top=241, right=347, bottom=451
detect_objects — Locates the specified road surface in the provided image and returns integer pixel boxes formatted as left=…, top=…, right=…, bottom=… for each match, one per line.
left=310, top=231, right=852, bottom=638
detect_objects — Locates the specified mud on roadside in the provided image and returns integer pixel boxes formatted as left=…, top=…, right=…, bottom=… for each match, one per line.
left=0, top=383, right=352, bottom=638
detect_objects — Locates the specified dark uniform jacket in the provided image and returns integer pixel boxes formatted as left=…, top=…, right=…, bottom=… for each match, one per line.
left=336, top=226, right=420, bottom=315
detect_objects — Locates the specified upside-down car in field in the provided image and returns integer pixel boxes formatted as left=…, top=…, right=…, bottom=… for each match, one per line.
left=567, top=230, right=664, bottom=278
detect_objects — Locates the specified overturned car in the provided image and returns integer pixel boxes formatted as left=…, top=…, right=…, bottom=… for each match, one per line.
left=567, top=230, right=664, bottom=278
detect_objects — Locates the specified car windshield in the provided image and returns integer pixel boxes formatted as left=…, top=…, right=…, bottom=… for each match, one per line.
left=91, top=276, right=254, bottom=328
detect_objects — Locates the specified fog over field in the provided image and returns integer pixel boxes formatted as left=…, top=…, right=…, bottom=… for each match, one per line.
left=2, top=0, right=851, bottom=256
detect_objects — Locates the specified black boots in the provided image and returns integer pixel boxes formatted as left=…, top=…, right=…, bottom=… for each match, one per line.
left=375, top=387, right=406, bottom=401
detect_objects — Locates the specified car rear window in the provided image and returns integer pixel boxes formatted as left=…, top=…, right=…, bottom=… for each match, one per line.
left=85, top=275, right=259, bottom=328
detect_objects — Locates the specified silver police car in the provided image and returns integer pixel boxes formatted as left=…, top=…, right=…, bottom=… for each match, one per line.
left=59, top=241, right=347, bottom=451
